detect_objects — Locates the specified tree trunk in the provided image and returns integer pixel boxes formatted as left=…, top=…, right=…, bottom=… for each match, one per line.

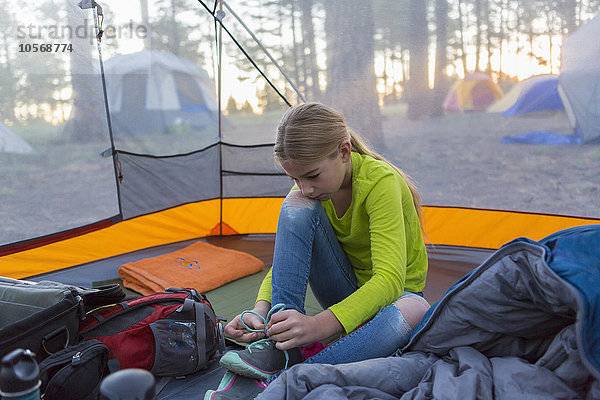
left=485, top=0, right=492, bottom=72
left=324, top=0, right=383, bottom=150
left=390, top=49, right=400, bottom=100
left=431, top=0, right=449, bottom=117
left=457, top=0, right=467, bottom=76
left=547, top=10, right=554, bottom=73
left=406, top=0, right=430, bottom=120
left=475, top=0, right=482, bottom=71
left=170, top=0, right=179, bottom=55
left=499, top=0, right=505, bottom=78
left=290, top=1, right=301, bottom=103
left=562, top=0, right=577, bottom=34
left=528, top=22, right=534, bottom=69
left=400, top=49, right=408, bottom=86
left=66, top=9, right=106, bottom=142
left=382, top=40, right=389, bottom=100
left=139, top=0, right=151, bottom=49
left=300, top=0, right=321, bottom=101
left=1, top=38, right=16, bottom=119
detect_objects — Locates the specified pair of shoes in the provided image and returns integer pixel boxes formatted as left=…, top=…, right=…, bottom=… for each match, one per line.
left=219, top=304, right=303, bottom=380
left=219, top=338, right=303, bottom=379
left=204, top=371, right=268, bottom=400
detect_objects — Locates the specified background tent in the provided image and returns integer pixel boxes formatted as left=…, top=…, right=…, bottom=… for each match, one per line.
left=0, top=122, right=34, bottom=154
left=104, top=50, right=219, bottom=136
left=487, top=75, right=563, bottom=116
left=558, top=14, right=600, bottom=144
left=443, top=72, right=504, bottom=112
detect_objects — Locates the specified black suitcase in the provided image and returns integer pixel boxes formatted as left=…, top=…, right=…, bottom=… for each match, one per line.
left=0, top=277, right=125, bottom=362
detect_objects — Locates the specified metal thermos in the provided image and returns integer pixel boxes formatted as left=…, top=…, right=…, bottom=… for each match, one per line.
left=0, top=349, right=41, bottom=400
left=99, top=368, right=156, bottom=400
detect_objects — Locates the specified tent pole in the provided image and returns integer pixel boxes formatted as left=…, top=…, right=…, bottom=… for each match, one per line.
left=222, top=0, right=306, bottom=103
left=90, top=4, right=123, bottom=219
left=218, top=0, right=223, bottom=236
left=196, top=0, right=291, bottom=107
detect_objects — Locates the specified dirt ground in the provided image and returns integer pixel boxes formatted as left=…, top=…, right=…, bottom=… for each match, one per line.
left=382, top=111, right=600, bottom=218
left=2, top=109, right=599, bottom=247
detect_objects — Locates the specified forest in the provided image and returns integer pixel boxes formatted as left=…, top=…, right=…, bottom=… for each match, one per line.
left=0, top=0, right=599, bottom=141
left=2, top=0, right=599, bottom=246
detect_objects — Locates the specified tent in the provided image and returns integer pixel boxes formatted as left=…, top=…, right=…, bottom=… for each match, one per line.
left=496, top=16, right=600, bottom=145
left=0, top=121, right=34, bottom=154
left=104, top=50, right=219, bottom=136
left=443, top=72, right=504, bottom=112
left=487, top=74, right=564, bottom=116
left=1, top=0, right=598, bottom=303
left=1, top=2, right=599, bottom=397
left=559, top=14, right=600, bottom=144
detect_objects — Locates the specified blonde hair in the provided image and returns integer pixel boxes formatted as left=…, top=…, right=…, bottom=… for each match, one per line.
left=274, top=103, right=424, bottom=225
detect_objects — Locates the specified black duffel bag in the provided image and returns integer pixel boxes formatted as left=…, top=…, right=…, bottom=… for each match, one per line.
left=0, top=277, right=125, bottom=362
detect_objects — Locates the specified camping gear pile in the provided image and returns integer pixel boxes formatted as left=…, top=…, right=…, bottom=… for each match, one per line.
left=0, top=278, right=225, bottom=399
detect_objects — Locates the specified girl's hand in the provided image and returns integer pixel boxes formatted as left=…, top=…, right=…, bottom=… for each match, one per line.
left=224, top=300, right=271, bottom=343
left=266, top=309, right=342, bottom=350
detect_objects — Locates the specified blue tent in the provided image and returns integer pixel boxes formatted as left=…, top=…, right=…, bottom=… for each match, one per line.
left=502, top=75, right=564, bottom=116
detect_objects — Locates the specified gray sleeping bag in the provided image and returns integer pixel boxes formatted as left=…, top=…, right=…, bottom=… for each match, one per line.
left=257, top=227, right=600, bottom=399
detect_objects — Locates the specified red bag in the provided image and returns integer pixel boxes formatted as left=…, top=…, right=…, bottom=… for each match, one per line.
left=79, top=288, right=224, bottom=376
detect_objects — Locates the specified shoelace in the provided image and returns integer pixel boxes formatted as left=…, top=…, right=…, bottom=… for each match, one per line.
left=240, top=303, right=294, bottom=369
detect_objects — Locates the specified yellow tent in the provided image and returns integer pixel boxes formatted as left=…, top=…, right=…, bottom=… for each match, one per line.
left=443, top=73, right=504, bottom=112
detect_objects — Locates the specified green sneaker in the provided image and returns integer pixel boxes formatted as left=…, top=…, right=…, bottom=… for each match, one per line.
left=204, top=371, right=268, bottom=400
left=219, top=338, right=302, bottom=380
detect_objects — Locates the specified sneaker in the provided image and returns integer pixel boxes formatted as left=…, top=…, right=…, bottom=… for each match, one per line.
left=204, top=371, right=268, bottom=400
left=219, top=338, right=302, bottom=379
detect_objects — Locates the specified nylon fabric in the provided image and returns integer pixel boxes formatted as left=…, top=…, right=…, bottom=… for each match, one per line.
left=1, top=200, right=598, bottom=278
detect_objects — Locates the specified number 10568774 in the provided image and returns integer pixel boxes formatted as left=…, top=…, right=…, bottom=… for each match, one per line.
left=19, top=43, right=73, bottom=52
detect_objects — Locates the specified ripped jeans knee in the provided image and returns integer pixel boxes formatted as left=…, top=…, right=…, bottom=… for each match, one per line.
left=394, top=294, right=431, bottom=330
left=280, top=191, right=319, bottom=222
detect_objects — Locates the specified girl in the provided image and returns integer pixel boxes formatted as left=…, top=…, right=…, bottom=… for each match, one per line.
left=206, top=103, right=430, bottom=399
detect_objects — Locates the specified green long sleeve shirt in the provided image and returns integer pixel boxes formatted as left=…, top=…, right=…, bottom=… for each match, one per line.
left=257, top=152, right=428, bottom=334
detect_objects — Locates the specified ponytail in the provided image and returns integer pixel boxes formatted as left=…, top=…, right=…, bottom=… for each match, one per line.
left=348, top=129, right=425, bottom=232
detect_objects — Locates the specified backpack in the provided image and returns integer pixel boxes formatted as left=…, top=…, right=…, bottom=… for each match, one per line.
left=39, top=339, right=110, bottom=400
left=79, top=288, right=224, bottom=377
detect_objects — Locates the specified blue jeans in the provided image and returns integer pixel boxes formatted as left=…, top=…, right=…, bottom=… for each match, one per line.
left=270, top=192, right=417, bottom=366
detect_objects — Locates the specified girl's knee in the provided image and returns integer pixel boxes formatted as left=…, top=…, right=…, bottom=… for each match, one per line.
left=281, top=191, right=319, bottom=217
left=394, top=296, right=431, bottom=330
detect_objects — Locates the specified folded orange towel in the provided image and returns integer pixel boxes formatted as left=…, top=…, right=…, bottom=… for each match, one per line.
left=118, top=242, right=265, bottom=295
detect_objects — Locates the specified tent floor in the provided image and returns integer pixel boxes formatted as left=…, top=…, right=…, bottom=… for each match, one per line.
left=29, top=234, right=494, bottom=398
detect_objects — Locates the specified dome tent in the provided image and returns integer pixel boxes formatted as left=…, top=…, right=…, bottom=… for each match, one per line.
left=559, top=14, right=600, bottom=144
left=104, top=50, right=219, bottom=136
left=487, top=74, right=564, bottom=116
left=0, top=121, right=34, bottom=154
left=443, top=72, right=504, bottom=112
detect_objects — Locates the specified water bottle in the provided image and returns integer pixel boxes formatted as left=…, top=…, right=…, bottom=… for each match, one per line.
left=99, top=368, right=156, bottom=400
left=0, top=349, right=40, bottom=400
